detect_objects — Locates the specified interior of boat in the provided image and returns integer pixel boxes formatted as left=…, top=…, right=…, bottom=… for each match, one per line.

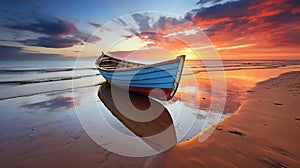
left=96, top=54, right=144, bottom=70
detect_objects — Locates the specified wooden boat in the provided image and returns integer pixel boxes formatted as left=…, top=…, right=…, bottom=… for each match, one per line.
left=95, top=52, right=185, bottom=100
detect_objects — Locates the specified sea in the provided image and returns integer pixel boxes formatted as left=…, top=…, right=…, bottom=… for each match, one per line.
left=1, top=59, right=300, bottom=100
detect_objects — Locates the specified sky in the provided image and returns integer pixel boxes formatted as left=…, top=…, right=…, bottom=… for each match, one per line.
left=0, top=0, right=299, bottom=60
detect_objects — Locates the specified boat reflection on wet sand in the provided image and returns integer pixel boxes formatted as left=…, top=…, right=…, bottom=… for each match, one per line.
left=98, top=82, right=177, bottom=152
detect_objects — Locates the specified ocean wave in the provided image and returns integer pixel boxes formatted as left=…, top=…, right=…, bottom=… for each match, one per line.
left=0, top=74, right=99, bottom=85
left=186, top=60, right=300, bottom=70
left=0, top=82, right=102, bottom=101
left=182, top=64, right=299, bottom=76
left=0, top=67, right=98, bottom=74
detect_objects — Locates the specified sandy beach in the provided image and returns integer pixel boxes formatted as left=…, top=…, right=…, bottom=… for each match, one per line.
left=147, top=71, right=300, bottom=167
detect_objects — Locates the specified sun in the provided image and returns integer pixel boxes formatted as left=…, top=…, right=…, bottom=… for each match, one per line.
left=177, top=48, right=201, bottom=60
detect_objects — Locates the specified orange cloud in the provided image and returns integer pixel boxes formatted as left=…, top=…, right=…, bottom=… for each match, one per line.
left=187, top=0, right=300, bottom=59
left=291, top=5, right=300, bottom=14
left=113, top=0, right=300, bottom=60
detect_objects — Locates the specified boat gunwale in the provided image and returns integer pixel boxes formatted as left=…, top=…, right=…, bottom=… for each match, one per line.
left=95, top=54, right=185, bottom=72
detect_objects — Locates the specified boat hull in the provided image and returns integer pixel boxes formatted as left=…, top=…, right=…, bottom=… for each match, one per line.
left=116, top=85, right=173, bottom=101
left=96, top=55, right=185, bottom=100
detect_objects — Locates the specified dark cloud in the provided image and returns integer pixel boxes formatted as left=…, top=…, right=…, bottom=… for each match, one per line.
left=85, top=35, right=102, bottom=43
left=123, top=13, right=193, bottom=40
left=88, top=21, right=102, bottom=28
left=196, top=0, right=223, bottom=6
left=20, top=37, right=81, bottom=48
left=115, top=18, right=127, bottom=26
left=154, top=16, right=188, bottom=30
left=123, top=34, right=134, bottom=39
left=0, top=45, right=67, bottom=60
left=88, top=21, right=112, bottom=32
left=73, top=31, right=101, bottom=43
left=264, top=10, right=300, bottom=24
left=7, top=18, right=77, bottom=36
left=188, top=0, right=251, bottom=20
left=117, top=14, right=189, bottom=37
left=5, top=16, right=101, bottom=48
left=287, top=0, right=300, bottom=6
left=131, top=13, right=155, bottom=33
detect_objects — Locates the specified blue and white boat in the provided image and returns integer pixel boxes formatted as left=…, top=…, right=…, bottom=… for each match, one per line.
left=95, top=52, right=185, bottom=100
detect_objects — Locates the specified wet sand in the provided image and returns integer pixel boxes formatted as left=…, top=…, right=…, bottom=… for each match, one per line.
left=147, top=71, right=300, bottom=167
left=0, top=89, right=149, bottom=168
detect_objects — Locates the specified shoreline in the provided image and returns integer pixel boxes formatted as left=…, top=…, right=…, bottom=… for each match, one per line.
left=147, top=71, right=300, bottom=167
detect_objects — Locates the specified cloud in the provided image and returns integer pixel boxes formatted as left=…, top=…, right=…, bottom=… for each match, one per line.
left=121, top=13, right=203, bottom=52
left=196, top=0, right=222, bottom=5
left=0, top=45, right=68, bottom=60
left=188, top=0, right=250, bottom=21
left=19, top=36, right=82, bottom=48
left=186, top=0, right=300, bottom=54
left=87, top=21, right=112, bottom=32
left=73, top=31, right=101, bottom=43
left=131, top=13, right=155, bottom=33
left=7, top=18, right=77, bottom=36
left=154, top=16, right=194, bottom=33
left=195, top=0, right=238, bottom=7
left=85, top=34, right=102, bottom=43
left=107, top=1, right=300, bottom=59
left=5, top=16, right=101, bottom=48
left=125, top=13, right=193, bottom=35
left=134, top=31, right=198, bottom=51
left=88, top=21, right=102, bottom=28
